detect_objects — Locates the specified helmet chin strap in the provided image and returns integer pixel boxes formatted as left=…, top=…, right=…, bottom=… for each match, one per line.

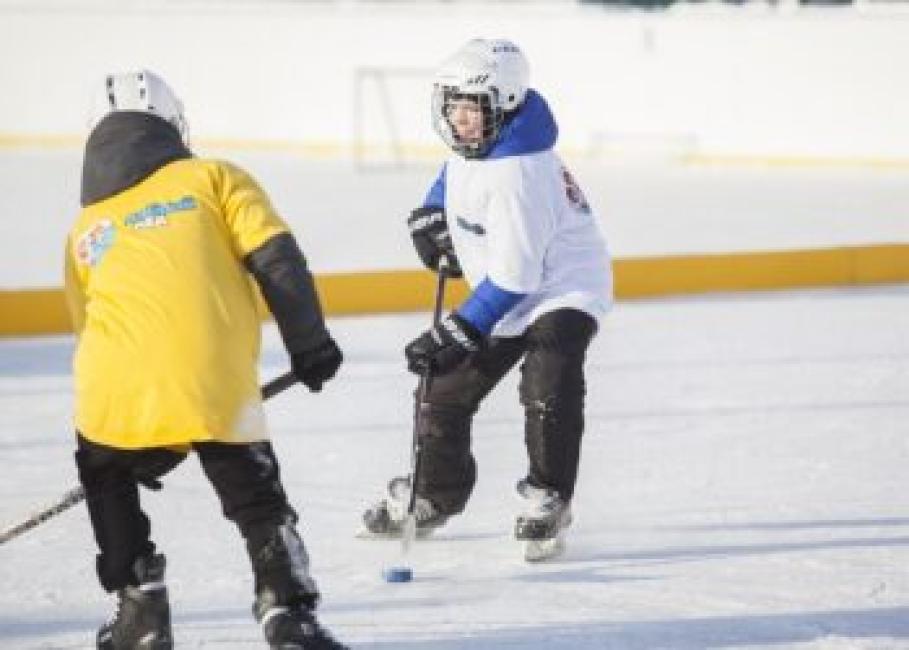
left=457, top=140, right=485, bottom=159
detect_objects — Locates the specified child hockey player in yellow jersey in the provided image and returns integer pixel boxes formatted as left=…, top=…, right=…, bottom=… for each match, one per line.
left=65, top=70, right=347, bottom=650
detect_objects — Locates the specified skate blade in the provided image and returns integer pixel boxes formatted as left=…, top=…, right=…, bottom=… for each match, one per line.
left=523, top=535, right=565, bottom=562
left=354, top=525, right=435, bottom=540
left=355, top=525, right=399, bottom=539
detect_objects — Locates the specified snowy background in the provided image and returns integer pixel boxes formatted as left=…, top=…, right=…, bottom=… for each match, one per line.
left=2, top=1, right=909, bottom=648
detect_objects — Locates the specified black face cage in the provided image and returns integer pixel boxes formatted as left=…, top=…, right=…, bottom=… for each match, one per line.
left=432, top=85, right=504, bottom=159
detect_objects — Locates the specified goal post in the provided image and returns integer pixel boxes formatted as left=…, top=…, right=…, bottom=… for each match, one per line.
left=352, top=66, right=443, bottom=170
left=351, top=65, right=699, bottom=167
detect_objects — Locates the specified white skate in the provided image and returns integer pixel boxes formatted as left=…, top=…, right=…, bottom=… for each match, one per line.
left=357, top=476, right=447, bottom=539
left=514, top=479, right=572, bottom=562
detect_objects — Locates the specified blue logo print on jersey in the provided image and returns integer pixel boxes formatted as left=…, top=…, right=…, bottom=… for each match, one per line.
left=124, top=195, right=197, bottom=229
left=456, top=215, right=486, bottom=236
left=561, top=167, right=590, bottom=214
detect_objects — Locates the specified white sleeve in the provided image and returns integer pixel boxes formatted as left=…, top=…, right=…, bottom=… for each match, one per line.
left=484, top=166, right=555, bottom=293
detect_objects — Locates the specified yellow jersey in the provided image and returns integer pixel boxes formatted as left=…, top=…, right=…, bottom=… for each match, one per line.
left=64, top=158, right=288, bottom=449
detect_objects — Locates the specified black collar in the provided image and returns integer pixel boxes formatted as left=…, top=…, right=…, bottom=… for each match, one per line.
left=81, top=111, right=191, bottom=207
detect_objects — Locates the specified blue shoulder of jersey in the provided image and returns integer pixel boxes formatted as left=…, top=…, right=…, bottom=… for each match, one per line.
left=456, top=277, right=526, bottom=335
left=487, top=89, right=558, bottom=160
left=421, top=90, right=558, bottom=205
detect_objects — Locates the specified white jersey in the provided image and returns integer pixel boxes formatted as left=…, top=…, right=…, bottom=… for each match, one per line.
left=444, top=149, right=613, bottom=337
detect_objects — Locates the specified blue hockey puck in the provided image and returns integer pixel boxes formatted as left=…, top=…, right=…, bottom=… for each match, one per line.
left=383, top=566, right=413, bottom=583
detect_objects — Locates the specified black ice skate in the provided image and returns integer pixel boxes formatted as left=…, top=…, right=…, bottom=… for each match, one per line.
left=358, top=476, right=447, bottom=539
left=97, top=553, right=172, bottom=650
left=514, top=479, right=572, bottom=562
left=255, top=600, right=348, bottom=650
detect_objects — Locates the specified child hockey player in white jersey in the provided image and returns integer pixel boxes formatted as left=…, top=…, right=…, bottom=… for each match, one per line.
left=362, top=38, right=612, bottom=560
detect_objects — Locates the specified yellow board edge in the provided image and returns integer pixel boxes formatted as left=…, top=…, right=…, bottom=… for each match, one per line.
left=2, top=244, right=907, bottom=337
left=5, top=132, right=909, bottom=170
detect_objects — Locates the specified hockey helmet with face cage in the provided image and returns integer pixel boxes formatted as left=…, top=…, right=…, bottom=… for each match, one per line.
left=431, top=38, right=530, bottom=158
left=88, top=69, right=189, bottom=144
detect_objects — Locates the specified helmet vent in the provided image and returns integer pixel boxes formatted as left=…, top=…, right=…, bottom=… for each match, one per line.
left=89, top=70, right=188, bottom=145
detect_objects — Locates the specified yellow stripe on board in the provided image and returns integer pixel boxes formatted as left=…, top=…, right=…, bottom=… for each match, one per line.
left=612, top=244, right=909, bottom=299
left=5, top=132, right=909, bottom=171
left=314, top=270, right=470, bottom=316
left=680, top=153, right=909, bottom=171
left=0, top=288, right=72, bottom=336
left=0, top=133, right=83, bottom=149
left=2, top=244, right=907, bottom=337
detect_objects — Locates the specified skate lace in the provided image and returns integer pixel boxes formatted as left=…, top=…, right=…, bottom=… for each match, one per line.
left=383, top=494, right=437, bottom=525
left=101, top=582, right=167, bottom=643
left=105, top=594, right=126, bottom=629
left=384, top=476, right=438, bottom=525
left=412, top=496, right=437, bottom=523
left=517, top=481, right=565, bottom=519
left=98, top=595, right=126, bottom=645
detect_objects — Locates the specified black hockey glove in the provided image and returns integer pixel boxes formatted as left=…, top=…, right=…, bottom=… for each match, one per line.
left=291, top=338, right=343, bottom=392
left=407, top=206, right=463, bottom=278
left=405, top=314, right=484, bottom=375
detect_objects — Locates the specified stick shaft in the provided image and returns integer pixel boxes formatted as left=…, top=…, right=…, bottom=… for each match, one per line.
left=0, top=371, right=298, bottom=546
left=403, top=267, right=449, bottom=552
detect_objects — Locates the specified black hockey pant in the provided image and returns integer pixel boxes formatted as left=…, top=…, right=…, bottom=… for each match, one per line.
left=414, top=308, right=597, bottom=516
left=75, top=435, right=319, bottom=608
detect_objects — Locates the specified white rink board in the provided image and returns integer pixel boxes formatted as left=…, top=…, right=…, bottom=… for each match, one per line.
left=1, top=149, right=907, bottom=289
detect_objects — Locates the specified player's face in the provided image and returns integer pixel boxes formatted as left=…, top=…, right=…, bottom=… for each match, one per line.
left=446, top=98, right=484, bottom=143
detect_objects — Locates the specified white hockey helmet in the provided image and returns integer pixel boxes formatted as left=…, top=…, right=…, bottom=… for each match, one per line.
left=88, top=69, right=188, bottom=143
left=431, top=38, right=530, bottom=158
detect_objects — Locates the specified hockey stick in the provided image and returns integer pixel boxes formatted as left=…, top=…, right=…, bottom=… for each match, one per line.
left=0, top=370, right=297, bottom=546
left=401, top=263, right=449, bottom=554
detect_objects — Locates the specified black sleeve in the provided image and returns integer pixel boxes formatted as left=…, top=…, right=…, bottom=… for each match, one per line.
left=244, top=232, right=329, bottom=354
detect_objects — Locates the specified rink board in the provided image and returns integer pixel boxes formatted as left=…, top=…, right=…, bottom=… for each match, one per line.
left=2, top=243, right=907, bottom=336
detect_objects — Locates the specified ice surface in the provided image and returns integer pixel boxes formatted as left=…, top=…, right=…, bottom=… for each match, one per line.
left=1, top=285, right=908, bottom=649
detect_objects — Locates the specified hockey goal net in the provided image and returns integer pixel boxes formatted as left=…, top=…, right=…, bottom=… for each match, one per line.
left=352, top=66, right=444, bottom=170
